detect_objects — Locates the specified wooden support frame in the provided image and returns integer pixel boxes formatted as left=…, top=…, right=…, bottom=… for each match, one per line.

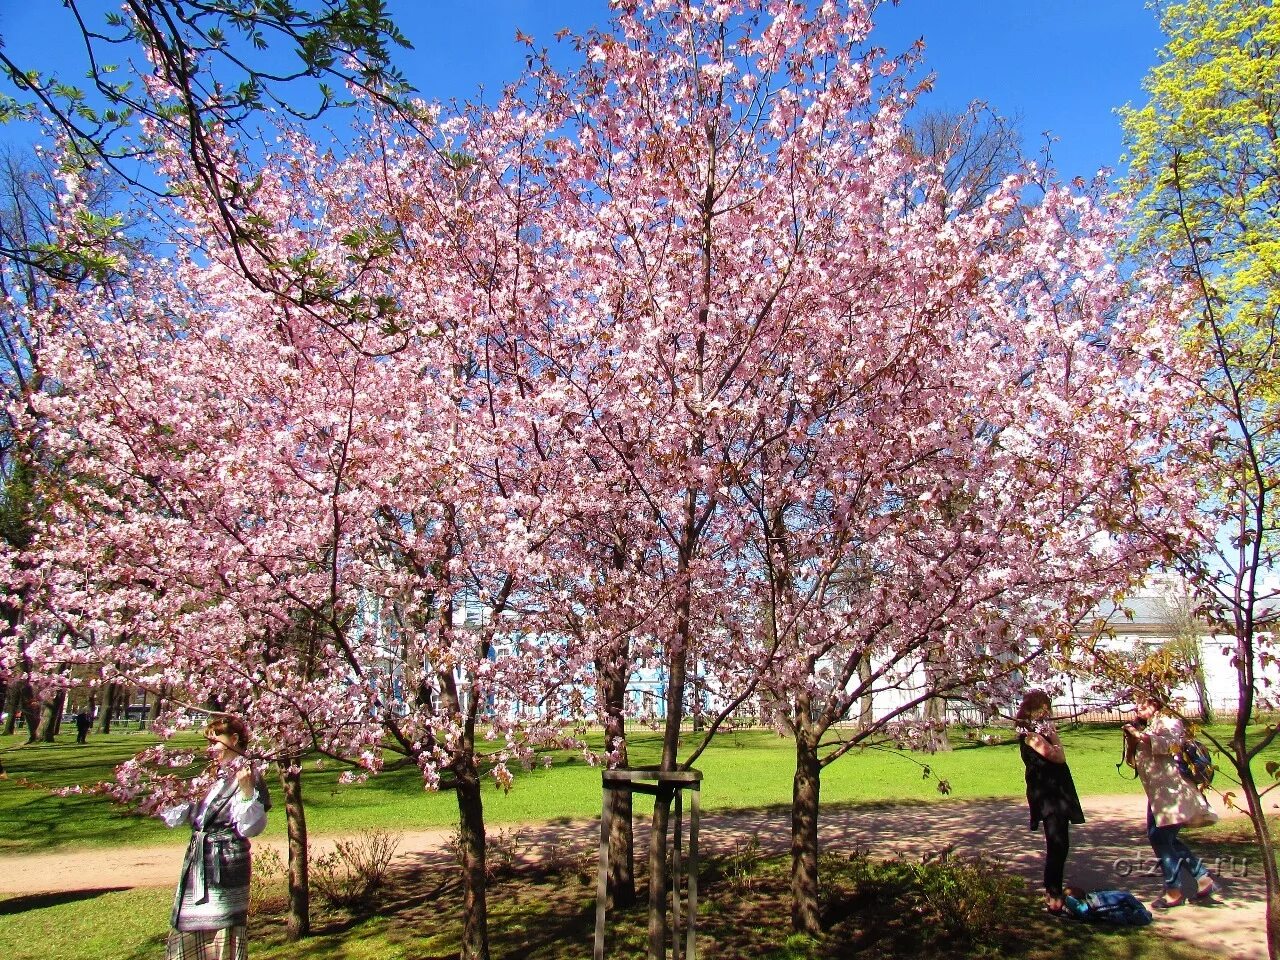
left=593, top=767, right=703, bottom=960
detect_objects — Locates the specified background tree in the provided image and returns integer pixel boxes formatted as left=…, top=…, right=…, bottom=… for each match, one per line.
left=0, top=1, right=410, bottom=266
left=1118, top=1, right=1280, bottom=956
left=903, top=104, right=1023, bottom=751
left=0, top=147, right=134, bottom=740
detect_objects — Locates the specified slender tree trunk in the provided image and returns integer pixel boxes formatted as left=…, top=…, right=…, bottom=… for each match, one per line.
left=97, top=683, right=116, bottom=734
left=20, top=684, right=40, bottom=743
left=3, top=679, right=20, bottom=735
left=455, top=755, right=490, bottom=960
left=600, top=539, right=636, bottom=907
left=648, top=587, right=690, bottom=960
left=922, top=695, right=952, bottom=752
left=277, top=762, right=310, bottom=939
left=2, top=597, right=28, bottom=737
left=857, top=654, right=873, bottom=728
left=1230, top=623, right=1278, bottom=960
left=1234, top=756, right=1279, bottom=960
left=599, top=656, right=636, bottom=907
left=790, top=731, right=823, bottom=935
left=150, top=686, right=165, bottom=723
left=647, top=787, right=673, bottom=960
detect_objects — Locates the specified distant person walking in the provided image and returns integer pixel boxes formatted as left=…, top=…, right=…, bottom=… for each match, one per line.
left=74, top=709, right=91, bottom=744
left=1123, top=694, right=1218, bottom=908
left=161, top=715, right=269, bottom=959
left=1016, top=689, right=1085, bottom=914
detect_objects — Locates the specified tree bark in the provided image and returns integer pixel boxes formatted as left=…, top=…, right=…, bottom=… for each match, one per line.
left=38, top=688, right=65, bottom=742
left=97, top=683, right=116, bottom=734
left=278, top=761, right=310, bottom=939
left=857, top=654, right=873, bottom=728
left=2, top=679, right=20, bottom=735
left=790, top=733, right=823, bottom=935
left=455, top=756, right=490, bottom=960
left=921, top=694, right=953, bottom=752
left=645, top=585, right=692, bottom=960
left=599, top=653, right=636, bottom=907
left=1233, top=754, right=1279, bottom=960
left=19, top=682, right=40, bottom=742
left=646, top=787, right=673, bottom=960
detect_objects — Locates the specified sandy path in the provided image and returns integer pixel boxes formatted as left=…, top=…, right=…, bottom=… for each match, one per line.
left=0, top=793, right=1267, bottom=959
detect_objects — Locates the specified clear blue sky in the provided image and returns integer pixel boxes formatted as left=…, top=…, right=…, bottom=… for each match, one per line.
left=0, top=0, right=1165, bottom=182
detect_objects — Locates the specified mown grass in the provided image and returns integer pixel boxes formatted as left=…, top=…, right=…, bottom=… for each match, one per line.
left=0, top=839, right=1222, bottom=960
left=1, top=720, right=1274, bottom=855
left=1, top=721, right=1274, bottom=960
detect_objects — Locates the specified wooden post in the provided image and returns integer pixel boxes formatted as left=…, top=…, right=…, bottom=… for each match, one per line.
left=594, top=768, right=702, bottom=960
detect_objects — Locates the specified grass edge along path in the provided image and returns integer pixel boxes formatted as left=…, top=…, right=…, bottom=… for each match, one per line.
left=1, top=721, right=1274, bottom=856
left=0, top=834, right=1231, bottom=960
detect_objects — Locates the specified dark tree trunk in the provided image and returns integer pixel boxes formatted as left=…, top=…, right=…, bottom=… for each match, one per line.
left=599, top=654, right=636, bottom=907
left=1234, top=748, right=1280, bottom=960
left=2, top=679, right=20, bottom=735
left=20, top=683, right=40, bottom=743
left=790, top=733, right=823, bottom=935
left=455, top=756, right=490, bottom=960
left=279, top=762, right=310, bottom=939
left=38, top=688, right=65, bottom=742
left=646, top=787, right=674, bottom=960
left=97, top=683, right=116, bottom=734
left=647, top=589, right=690, bottom=960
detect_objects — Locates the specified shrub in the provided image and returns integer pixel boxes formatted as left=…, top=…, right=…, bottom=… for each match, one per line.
left=248, top=846, right=287, bottom=916
left=724, top=834, right=763, bottom=891
left=838, top=846, right=1022, bottom=948
left=310, top=829, right=401, bottom=909
left=909, top=850, right=1023, bottom=945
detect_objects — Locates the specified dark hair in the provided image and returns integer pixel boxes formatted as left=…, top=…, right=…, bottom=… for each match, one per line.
left=1016, top=689, right=1052, bottom=724
left=206, top=714, right=249, bottom=751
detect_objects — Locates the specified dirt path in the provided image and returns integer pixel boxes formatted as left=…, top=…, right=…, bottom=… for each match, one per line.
left=0, top=793, right=1267, bottom=959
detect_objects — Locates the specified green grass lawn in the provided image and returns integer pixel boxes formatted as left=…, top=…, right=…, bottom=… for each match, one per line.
left=0, top=843, right=1220, bottom=960
left=1, top=721, right=1275, bottom=960
left=3, top=720, right=1274, bottom=855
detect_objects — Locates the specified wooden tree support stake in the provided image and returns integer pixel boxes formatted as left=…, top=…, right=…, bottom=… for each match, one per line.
left=594, top=767, right=702, bottom=960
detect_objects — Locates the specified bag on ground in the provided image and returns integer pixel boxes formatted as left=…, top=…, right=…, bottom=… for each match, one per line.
left=1064, top=890, right=1152, bottom=926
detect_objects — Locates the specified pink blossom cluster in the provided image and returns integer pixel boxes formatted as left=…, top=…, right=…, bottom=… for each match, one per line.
left=3, top=0, right=1205, bottom=814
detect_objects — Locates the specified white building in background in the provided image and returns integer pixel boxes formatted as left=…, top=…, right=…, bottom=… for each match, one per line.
left=1058, top=571, right=1271, bottom=720
left=346, top=572, right=1275, bottom=728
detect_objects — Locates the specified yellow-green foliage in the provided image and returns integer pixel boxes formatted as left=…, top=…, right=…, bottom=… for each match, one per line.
left=1120, top=0, right=1279, bottom=390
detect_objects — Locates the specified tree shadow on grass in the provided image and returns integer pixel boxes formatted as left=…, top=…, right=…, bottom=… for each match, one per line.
left=0, top=887, right=131, bottom=915
left=241, top=843, right=1213, bottom=960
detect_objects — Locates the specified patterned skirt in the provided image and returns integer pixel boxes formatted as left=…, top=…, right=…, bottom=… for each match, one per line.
left=165, top=926, right=248, bottom=960
left=173, top=834, right=251, bottom=930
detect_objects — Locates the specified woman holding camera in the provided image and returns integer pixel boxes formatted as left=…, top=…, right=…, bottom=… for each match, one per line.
left=1123, top=694, right=1218, bottom=908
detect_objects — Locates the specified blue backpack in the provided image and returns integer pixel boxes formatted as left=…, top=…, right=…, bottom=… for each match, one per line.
left=1064, top=890, right=1152, bottom=926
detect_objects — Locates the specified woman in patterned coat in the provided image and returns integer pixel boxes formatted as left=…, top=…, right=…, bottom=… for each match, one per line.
left=162, top=715, right=269, bottom=960
left=1123, top=695, right=1218, bottom=909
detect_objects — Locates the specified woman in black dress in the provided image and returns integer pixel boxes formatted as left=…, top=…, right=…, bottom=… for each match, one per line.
left=1016, top=689, right=1084, bottom=914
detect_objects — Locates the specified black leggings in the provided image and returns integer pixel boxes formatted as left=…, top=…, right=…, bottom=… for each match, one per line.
left=1041, top=814, right=1070, bottom=895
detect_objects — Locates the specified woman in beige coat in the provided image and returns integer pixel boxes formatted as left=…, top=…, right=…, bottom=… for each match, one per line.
left=1123, top=695, right=1219, bottom=908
